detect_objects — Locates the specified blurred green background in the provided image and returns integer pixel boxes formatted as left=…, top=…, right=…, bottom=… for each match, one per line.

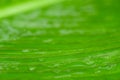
left=0, top=0, right=120, bottom=80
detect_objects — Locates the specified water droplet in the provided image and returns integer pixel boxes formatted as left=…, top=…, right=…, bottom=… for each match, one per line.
left=29, top=67, right=35, bottom=71
left=22, top=49, right=30, bottom=53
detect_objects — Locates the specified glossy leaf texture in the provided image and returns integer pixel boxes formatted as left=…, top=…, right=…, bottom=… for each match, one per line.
left=0, top=0, right=120, bottom=80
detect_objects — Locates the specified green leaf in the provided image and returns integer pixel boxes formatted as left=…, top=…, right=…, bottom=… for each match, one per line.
left=0, top=0, right=120, bottom=80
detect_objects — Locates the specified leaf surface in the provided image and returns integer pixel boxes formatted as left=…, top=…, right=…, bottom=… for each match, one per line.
left=0, top=0, right=120, bottom=80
